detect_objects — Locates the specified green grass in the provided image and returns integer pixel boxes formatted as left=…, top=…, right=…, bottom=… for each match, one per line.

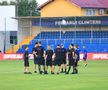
left=0, top=60, right=108, bottom=90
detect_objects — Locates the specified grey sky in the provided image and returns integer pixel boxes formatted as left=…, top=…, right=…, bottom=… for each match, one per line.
left=36, top=0, right=48, bottom=5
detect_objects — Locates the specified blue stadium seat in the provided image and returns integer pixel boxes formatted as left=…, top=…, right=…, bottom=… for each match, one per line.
left=17, top=31, right=108, bottom=53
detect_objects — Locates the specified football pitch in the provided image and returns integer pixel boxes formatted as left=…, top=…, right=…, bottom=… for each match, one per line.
left=0, top=60, right=108, bottom=90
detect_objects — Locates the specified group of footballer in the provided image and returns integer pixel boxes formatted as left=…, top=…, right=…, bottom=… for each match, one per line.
left=23, top=41, right=87, bottom=75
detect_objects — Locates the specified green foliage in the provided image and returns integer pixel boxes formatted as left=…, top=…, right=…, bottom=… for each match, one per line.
left=28, top=0, right=40, bottom=16
left=1, top=1, right=9, bottom=5
left=17, top=0, right=29, bottom=16
left=0, top=0, right=40, bottom=16
left=10, top=0, right=16, bottom=5
left=17, top=0, right=40, bottom=16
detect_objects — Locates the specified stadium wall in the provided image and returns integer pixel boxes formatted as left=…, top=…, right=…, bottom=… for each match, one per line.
left=0, top=32, right=5, bottom=52
left=18, top=19, right=30, bottom=44
left=0, top=6, right=17, bottom=52
left=17, top=18, right=43, bottom=44
left=0, top=31, right=16, bottom=53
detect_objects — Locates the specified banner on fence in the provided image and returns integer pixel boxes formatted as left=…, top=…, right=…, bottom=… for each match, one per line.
left=0, top=53, right=108, bottom=60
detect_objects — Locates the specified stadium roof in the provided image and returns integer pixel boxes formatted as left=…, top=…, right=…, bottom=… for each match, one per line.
left=12, top=16, right=40, bottom=19
left=12, top=16, right=108, bottom=20
left=98, top=0, right=108, bottom=8
left=38, top=0, right=108, bottom=10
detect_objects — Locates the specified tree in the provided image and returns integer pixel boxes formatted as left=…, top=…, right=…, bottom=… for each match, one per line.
left=10, top=0, right=16, bottom=5
left=17, top=0, right=40, bottom=16
left=1, top=1, right=8, bottom=5
left=0, top=0, right=40, bottom=16
left=28, top=0, right=40, bottom=16
left=17, top=0, right=28, bottom=16
left=0, top=2, right=2, bottom=5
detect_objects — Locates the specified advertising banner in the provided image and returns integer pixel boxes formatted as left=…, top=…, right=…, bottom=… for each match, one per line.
left=0, top=53, right=108, bottom=60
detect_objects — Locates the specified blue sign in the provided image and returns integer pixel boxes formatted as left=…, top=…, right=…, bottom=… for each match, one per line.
left=32, top=16, right=108, bottom=27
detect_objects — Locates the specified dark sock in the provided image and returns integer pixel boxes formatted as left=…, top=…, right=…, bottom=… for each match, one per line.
left=72, top=68, right=78, bottom=74
left=34, top=71, right=37, bottom=73
left=27, top=72, right=32, bottom=74
left=62, top=68, right=63, bottom=72
left=65, top=68, right=67, bottom=73
left=67, top=66, right=71, bottom=73
left=57, top=72, right=59, bottom=74
left=75, top=69, right=78, bottom=74
left=24, top=72, right=27, bottom=74
left=51, top=71, right=54, bottom=74
left=38, top=65, right=42, bottom=74
left=44, top=71, right=48, bottom=74
left=43, top=66, right=45, bottom=71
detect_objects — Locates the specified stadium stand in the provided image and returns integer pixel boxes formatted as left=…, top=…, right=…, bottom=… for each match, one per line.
left=17, top=31, right=108, bottom=53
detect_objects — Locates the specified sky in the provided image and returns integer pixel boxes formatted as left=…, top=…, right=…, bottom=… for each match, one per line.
left=36, top=0, right=48, bottom=5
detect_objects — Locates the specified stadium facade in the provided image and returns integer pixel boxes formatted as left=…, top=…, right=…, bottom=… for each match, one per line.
left=7, top=0, right=108, bottom=54
left=0, top=6, right=17, bottom=53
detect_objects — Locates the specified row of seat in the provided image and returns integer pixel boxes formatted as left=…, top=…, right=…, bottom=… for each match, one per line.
left=34, top=31, right=108, bottom=39
left=30, top=38, right=108, bottom=45
left=17, top=31, right=108, bottom=53
left=17, top=39, right=108, bottom=53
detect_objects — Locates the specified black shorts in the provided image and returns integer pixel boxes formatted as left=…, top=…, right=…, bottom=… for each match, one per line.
left=37, top=57, right=45, bottom=65
left=68, top=59, right=74, bottom=66
left=24, top=60, right=29, bottom=67
left=46, top=60, right=52, bottom=66
left=74, top=61, right=78, bottom=67
left=53, top=59, right=62, bottom=66
left=83, top=57, right=87, bottom=61
left=52, top=60, right=55, bottom=66
left=61, top=58, right=66, bottom=64
left=34, top=58, right=38, bottom=64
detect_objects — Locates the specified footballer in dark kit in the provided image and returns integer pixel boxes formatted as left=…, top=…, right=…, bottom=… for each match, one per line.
left=82, top=46, right=88, bottom=67
left=66, top=44, right=75, bottom=74
left=61, top=44, right=67, bottom=73
left=32, top=42, right=38, bottom=73
left=24, top=46, right=32, bottom=74
left=52, top=45, right=62, bottom=74
left=36, top=41, right=47, bottom=74
left=72, top=45, right=79, bottom=74
left=45, top=45, right=54, bottom=73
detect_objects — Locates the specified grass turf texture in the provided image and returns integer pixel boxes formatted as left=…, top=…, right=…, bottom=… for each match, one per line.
left=0, top=60, right=108, bottom=90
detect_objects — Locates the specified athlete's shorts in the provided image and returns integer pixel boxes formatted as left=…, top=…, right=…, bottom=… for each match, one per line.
left=61, top=58, right=66, bottom=64
left=46, top=59, right=52, bottom=66
left=34, top=58, right=38, bottom=64
left=68, top=59, right=74, bottom=66
left=53, top=59, right=62, bottom=66
left=74, top=61, right=78, bottom=67
left=37, top=57, right=45, bottom=65
left=83, top=56, right=87, bottom=61
left=24, top=60, right=29, bottom=67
